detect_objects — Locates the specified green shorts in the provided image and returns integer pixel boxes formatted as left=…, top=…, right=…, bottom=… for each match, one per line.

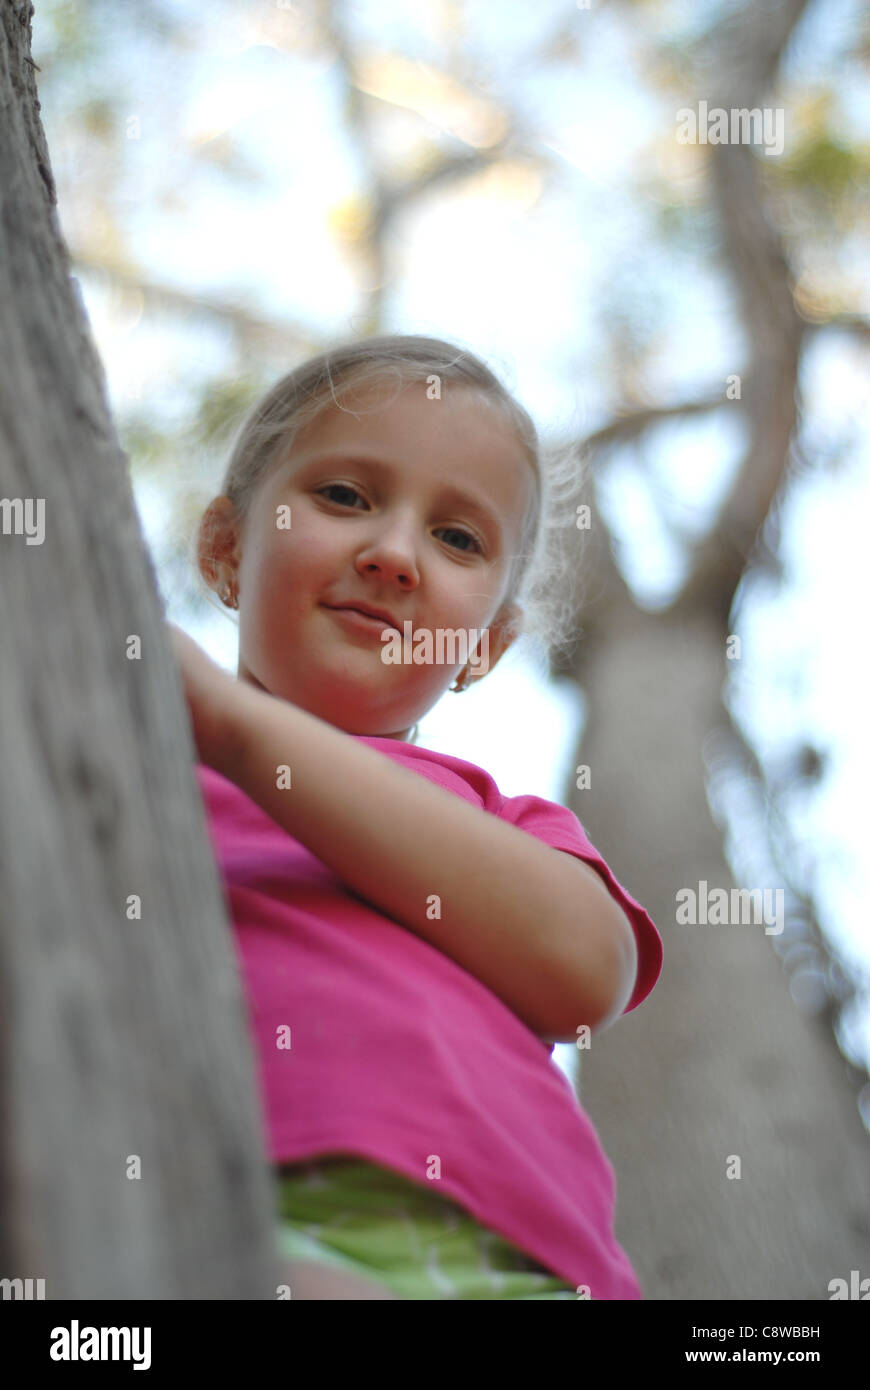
left=273, top=1156, right=578, bottom=1300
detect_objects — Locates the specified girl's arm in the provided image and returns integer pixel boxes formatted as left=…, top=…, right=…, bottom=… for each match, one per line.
left=208, top=679, right=637, bottom=1044
left=167, top=620, right=637, bottom=1042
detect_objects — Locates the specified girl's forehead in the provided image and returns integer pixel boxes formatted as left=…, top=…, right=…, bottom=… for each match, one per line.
left=287, top=386, right=529, bottom=483
left=268, top=381, right=536, bottom=534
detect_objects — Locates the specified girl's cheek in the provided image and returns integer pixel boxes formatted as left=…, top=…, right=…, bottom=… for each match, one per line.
left=294, top=519, right=349, bottom=571
left=266, top=510, right=321, bottom=565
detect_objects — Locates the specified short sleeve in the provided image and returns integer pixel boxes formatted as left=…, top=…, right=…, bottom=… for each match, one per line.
left=497, top=792, right=663, bottom=1015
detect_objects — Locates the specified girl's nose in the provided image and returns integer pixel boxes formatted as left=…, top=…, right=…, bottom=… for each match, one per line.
left=356, top=552, right=419, bottom=587
left=354, top=525, right=420, bottom=587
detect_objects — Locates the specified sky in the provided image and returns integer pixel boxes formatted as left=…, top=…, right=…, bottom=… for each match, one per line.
left=31, top=0, right=870, bottom=1106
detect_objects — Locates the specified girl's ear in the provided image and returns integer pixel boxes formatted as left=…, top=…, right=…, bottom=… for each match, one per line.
left=488, top=602, right=523, bottom=663
left=469, top=602, right=523, bottom=684
left=197, top=496, right=241, bottom=591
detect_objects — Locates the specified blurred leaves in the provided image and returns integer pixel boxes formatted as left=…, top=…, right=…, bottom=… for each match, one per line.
left=773, top=131, right=870, bottom=202
left=352, top=51, right=510, bottom=148
left=190, top=376, right=264, bottom=447
left=30, top=0, right=870, bottom=532
left=116, top=414, right=171, bottom=475
left=328, top=193, right=375, bottom=244
left=118, top=373, right=266, bottom=477
left=79, top=96, right=116, bottom=140
left=193, top=131, right=262, bottom=184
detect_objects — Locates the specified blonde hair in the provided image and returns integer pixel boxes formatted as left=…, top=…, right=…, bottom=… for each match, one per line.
left=194, top=333, right=584, bottom=742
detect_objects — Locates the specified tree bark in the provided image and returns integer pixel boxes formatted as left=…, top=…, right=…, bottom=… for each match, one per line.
left=566, top=604, right=870, bottom=1299
left=0, top=1, right=278, bottom=1298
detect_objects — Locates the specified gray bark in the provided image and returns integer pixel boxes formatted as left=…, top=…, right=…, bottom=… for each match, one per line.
left=0, top=1, right=278, bottom=1298
left=566, top=604, right=870, bottom=1299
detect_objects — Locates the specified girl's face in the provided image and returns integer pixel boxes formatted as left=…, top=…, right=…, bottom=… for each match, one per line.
left=201, top=381, right=535, bottom=739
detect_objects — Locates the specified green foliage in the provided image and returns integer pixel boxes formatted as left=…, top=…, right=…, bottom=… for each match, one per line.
left=775, top=133, right=869, bottom=197
left=192, top=377, right=265, bottom=448
left=117, top=413, right=173, bottom=476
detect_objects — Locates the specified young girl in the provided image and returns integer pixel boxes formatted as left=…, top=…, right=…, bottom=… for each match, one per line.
left=170, top=334, right=662, bottom=1300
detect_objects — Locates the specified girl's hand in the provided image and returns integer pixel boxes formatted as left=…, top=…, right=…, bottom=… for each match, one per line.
left=167, top=621, right=242, bottom=769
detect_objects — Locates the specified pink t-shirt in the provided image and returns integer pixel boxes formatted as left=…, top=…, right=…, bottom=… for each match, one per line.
left=195, top=735, right=662, bottom=1299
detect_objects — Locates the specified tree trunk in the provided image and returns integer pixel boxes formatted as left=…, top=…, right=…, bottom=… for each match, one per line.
left=568, top=604, right=870, bottom=1300
left=0, top=1, right=278, bottom=1298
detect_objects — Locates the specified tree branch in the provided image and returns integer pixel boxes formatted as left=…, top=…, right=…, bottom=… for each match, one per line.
left=68, top=250, right=318, bottom=357
left=580, top=394, right=732, bottom=455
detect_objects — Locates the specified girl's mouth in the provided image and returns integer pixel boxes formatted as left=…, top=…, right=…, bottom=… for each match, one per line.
left=323, top=606, right=396, bottom=640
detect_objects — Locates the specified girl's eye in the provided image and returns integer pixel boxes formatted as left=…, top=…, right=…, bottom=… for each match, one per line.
left=435, top=528, right=482, bottom=554
left=317, top=482, right=364, bottom=508
left=317, top=484, right=482, bottom=554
